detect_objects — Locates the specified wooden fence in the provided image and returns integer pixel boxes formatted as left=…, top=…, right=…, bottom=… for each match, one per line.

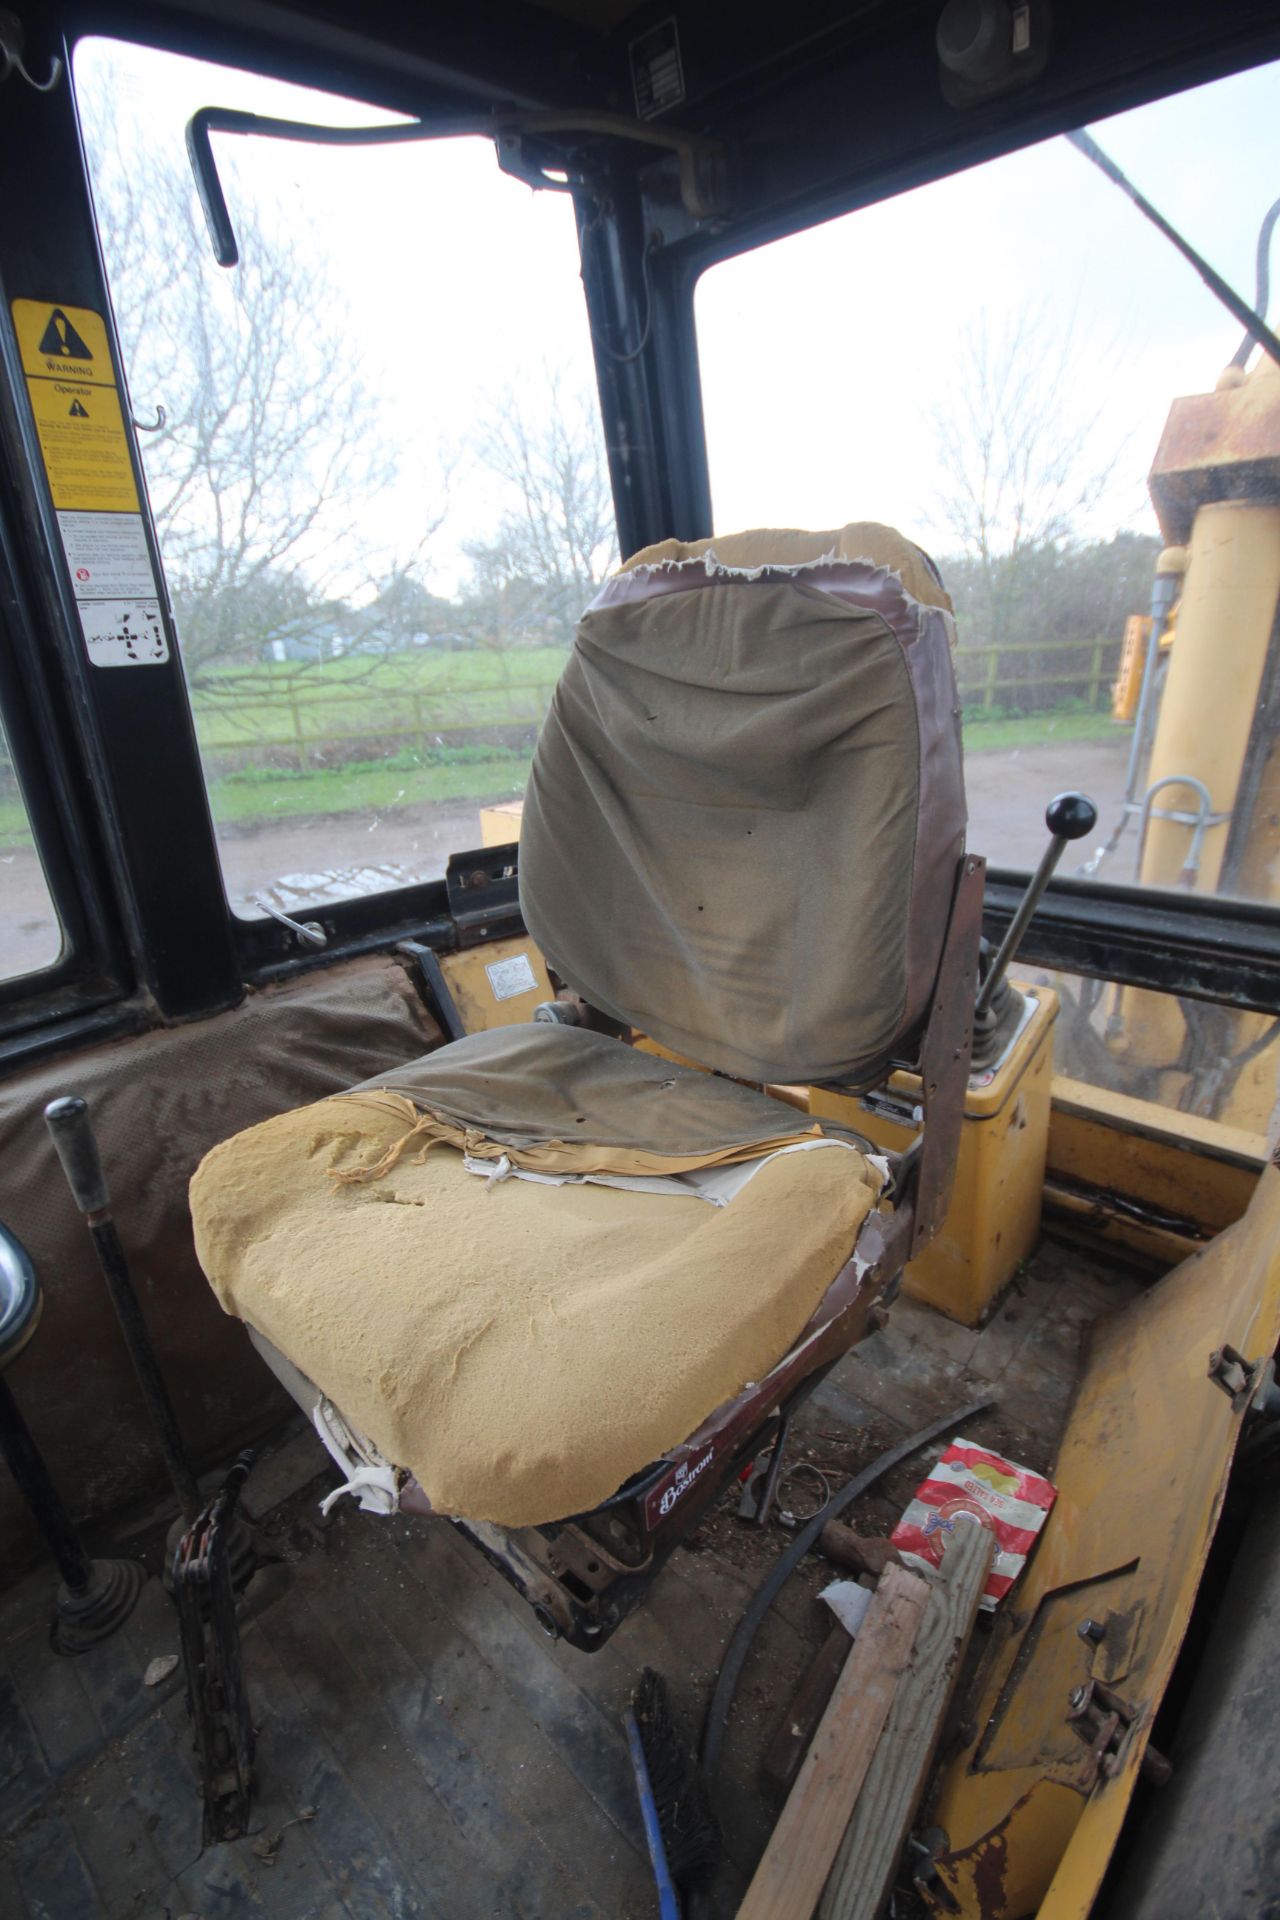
left=955, top=635, right=1122, bottom=714
left=193, top=678, right=560, bottom=773
left=190, top=635, right=1124, bottom=775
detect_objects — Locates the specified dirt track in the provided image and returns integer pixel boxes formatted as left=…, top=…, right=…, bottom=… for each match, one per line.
left=1, top=735, right=1136, bottom=982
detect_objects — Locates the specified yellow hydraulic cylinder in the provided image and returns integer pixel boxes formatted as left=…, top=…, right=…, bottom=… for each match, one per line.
left=1138, top=499, right=1280, bottom=893
left=1114, top=500, right=1280, bottom=1103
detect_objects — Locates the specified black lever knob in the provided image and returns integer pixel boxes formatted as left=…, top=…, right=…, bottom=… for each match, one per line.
left=45, top=1096, right=109, bottom=1215
left=1045, top=791, right=1098, bottom=842
left=974, top=790, right=1099, bottom=1020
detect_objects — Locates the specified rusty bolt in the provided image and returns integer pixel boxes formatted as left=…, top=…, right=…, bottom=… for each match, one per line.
left=1101, top=1741, right=1172, bottom=1785
left=1077, top=1617, right=1107, bottom=1644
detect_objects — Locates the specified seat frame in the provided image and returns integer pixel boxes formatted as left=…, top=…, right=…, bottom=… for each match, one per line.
left=389, top=852, right=985, bottom=1649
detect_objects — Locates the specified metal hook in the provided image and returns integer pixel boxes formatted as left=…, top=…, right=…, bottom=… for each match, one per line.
left=252, top=896, right=328, bottom=947
left=0, top=12, right=62, bottom=92
left=130, top=402, right=167, bottom=434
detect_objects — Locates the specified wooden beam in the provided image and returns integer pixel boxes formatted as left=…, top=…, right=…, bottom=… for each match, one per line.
left=736, top=1564, right=929, bottom=1920
left=817, top=1520, right=995, bottom=1920
left=762, top=1623, right=852, bottom=1796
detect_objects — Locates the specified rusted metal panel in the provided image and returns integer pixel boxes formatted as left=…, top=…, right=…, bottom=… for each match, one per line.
left=1148, top=359, right=1280, bottom=544
left=922, top=1164, right=1280, bottom=1919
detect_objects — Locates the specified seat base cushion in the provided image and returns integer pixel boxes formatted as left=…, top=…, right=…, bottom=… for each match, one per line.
left=192, top=1084, right=879, bottom=1525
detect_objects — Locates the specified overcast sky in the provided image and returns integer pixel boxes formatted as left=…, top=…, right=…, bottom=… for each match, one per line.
left=75, top=36, right=1278, bottom=586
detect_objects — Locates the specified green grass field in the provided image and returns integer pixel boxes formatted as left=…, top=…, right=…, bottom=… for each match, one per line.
left=192, top=647, right=568, bottom=751
left=0, top=700, right=1123, bottom=848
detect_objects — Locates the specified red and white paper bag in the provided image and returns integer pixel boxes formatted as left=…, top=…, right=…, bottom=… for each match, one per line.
left=891, top=1437, right=1056, bottom=1609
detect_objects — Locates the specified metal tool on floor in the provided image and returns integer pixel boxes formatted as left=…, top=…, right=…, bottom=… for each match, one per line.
left=0, top=1218, right=145, bottom=1654
left=173, top=1450, right=257, bottom=1844
left=44, top=1094, right=258, bottom=1584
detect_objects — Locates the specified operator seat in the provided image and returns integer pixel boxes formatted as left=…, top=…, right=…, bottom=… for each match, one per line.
left=190, top=523, right=968, bottom=1549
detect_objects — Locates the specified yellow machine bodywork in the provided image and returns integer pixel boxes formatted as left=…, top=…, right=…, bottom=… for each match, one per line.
left=1044, top=1076, right=1266, bottom=1265
left=436, top=935, right=553, bottom=1032
left=479, top=798, right=527, bottom=846
left=1111, top=614, right=1152, bottom=723
left=924, top=1160, right=1280, bottom=1919
left=811, top=986, right=1058, bottom=1326
left=1106, top=351, right=1280, bottom=1127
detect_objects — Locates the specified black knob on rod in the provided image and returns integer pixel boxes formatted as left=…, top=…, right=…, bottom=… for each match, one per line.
left=975, top=792, right=1097, bottom=1018
left=1044, top=791, right=1099, bottom=842
left=44, top=1095, right=110, bottom=1215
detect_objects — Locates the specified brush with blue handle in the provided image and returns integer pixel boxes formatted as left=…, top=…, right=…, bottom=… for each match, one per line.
left=625, top=1668, right=718, bottom=1917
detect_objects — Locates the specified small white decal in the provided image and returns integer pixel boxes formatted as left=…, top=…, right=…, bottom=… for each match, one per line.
left=56, top=508, right=168, bottom=666
left=657, top=1446, right=715, bottom=1516
left=57, top=509, right=158, bottom=601
left=76, top=597, right=168, bottom=667
left=485, top=952, right=538, bottom=1001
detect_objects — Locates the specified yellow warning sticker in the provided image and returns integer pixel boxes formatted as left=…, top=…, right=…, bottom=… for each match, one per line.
left=25, top=377, right=139, bottom=513
left=10, top=299, right=139, bottom=512
left=11, top=299, right=116, bottom=386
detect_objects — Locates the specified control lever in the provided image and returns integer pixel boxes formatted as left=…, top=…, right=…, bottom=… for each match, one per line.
left=974, top=792, right=1097, bottom=1020
left=45, top=1095, right=203, bottom=1523
left=45, top=1097, right=265, bottom=1589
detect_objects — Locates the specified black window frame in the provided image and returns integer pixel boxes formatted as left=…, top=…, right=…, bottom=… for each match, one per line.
left=0, top=0, right=1276, bottom=1070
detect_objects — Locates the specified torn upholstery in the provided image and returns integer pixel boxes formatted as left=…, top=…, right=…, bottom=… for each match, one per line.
left=190, top=1025, right=881, bottom=1525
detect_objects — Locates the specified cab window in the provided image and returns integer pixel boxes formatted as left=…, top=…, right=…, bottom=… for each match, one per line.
left=695, top=60, right=1279, bottom=908
left=74, top=38, right=614, bottom=926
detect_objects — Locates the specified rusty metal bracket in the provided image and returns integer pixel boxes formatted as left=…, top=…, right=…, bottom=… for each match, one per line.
left=1077, top=1601, right=1146, bottom=1685
left=1207, top=1343, right=1261, bottom=1410
left=1066, top=1678, right=1172, bottom=1789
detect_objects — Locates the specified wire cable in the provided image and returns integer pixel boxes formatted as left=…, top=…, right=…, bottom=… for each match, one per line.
left=582, top=208, right=656, bottom=364
left=699, top=1394, right=993, bottom=1786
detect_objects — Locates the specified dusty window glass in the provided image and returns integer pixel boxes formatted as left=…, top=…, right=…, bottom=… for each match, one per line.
left=1022, top=964, right=1280, bottom=1147
left=695, top=62, right=1280, bottom=916
left=0, top=711, right=63, bottom=980
left=74, top=40, right=615, bottom=922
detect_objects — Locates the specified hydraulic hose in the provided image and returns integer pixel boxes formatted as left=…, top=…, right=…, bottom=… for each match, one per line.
left=1230, top=196, right=1280, bottom=367
left=699, top=1394, right=993, bottom=1786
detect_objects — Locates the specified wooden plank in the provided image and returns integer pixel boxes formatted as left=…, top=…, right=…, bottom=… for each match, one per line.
left=761, top=1625, right=852, bottom=1795
left=818, top=1521, right=995, bottom=1920
left=736, top=1564, right=929, bottom=1920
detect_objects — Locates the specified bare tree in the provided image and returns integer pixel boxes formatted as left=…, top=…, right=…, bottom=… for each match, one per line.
left=463, top=371, right=617, bottom=647
left=79, top=74, right=446, bottom=693
left=931, top=305, right=1124, bottom=566
left=928, top=307, right=1147, bottom=665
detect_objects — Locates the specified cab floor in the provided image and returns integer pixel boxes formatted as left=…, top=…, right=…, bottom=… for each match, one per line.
left=0, top=1233, right=1141, bottom=1920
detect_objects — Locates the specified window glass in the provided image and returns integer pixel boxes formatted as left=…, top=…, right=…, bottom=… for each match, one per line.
left=0, top=710, right=63, bottom=980
left=695, top=62, right=1280, bottom=915
left=74, top=40, right=614, bottom=921
left=1023, top=965, right=1280, bottom=1148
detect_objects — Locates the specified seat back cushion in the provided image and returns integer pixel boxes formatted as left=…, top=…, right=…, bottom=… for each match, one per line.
left=519, top=522, right=965, bottom=1086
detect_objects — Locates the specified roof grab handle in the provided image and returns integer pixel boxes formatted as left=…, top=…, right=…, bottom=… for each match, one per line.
left=186, top=103, right=730, bottom=268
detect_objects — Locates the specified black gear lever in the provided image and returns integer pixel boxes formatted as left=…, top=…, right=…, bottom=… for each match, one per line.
left=974, top=791, right=1098, bottom=1021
